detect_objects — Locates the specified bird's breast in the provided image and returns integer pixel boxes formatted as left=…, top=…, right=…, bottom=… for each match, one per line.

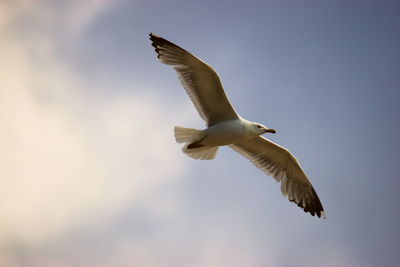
left=201, top=120, right=254, bottom=146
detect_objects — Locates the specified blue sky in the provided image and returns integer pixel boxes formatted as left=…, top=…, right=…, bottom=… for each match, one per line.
left=1, top=1, right=399, bottom=266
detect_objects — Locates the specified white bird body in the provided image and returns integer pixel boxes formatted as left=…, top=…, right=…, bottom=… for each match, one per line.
left=150, top=33, right=325, bottom=218
left=200, top=119, right=262, bottom=146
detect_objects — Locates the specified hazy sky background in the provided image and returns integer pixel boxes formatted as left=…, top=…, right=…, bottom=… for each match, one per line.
left=1, top=0, right=399, bottom=266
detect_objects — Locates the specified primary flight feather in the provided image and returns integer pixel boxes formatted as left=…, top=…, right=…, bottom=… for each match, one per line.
left=149, top=33, right=325, bottom=218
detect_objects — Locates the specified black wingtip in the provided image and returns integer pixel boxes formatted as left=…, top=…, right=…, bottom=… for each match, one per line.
left=149, top=33, right=163, bottom=58
left=149, top=32, right=158, bottom=38
left=289, top=186, right=325, bottom=219
left=149, top=33, right=189, bottom=60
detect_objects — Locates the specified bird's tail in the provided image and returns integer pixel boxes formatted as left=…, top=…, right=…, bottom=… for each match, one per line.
left=174, top=126, right=219, bottom=160
left=182, top=145, right=218, bottom=160
left=174, top=126, right=202, bottom=143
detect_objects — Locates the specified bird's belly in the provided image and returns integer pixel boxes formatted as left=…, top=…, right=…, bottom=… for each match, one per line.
left=202, top=133, right=242, bottom=146
left=201, top=121, right=251, bottom=146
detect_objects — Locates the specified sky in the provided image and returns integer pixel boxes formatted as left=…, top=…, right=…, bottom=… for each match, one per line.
left=1, top=0, right=399, bottom=266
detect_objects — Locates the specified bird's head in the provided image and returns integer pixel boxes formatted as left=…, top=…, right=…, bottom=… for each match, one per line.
left=252, top=123, right=276, bottom=135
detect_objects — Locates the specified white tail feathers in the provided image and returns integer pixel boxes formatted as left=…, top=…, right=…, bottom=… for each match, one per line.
left=174, top=126, right=218, bottom=160
left=182, top=145, right=218, bottom=160
left=174, top=126, right=202, bottom=143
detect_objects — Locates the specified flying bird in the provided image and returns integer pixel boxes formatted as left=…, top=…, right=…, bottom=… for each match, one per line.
left=149, top=33, right=325, bottom=218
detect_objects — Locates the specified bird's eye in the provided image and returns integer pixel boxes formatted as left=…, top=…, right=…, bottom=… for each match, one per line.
left=257, top=125, right=261, bottom=128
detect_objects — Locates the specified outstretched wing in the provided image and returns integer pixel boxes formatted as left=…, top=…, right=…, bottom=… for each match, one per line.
left=230, top=136, right=325, bottom=218
left=150, top=33, right=239, bottom=126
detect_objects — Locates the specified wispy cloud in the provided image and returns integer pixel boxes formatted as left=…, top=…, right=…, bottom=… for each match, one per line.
left=0, top=2, right=188, bottom=265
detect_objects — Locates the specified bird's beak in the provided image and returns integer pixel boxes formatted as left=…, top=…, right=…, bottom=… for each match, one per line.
left=265, top=128, right=276, bottom=134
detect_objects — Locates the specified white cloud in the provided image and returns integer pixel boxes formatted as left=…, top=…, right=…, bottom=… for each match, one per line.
left=0, top=0, right=188, bottom=257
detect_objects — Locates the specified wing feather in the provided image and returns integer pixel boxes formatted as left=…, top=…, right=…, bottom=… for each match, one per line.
left=149, top=33, right=239, bottom=126
left=230, top=136, right=325, bottom=218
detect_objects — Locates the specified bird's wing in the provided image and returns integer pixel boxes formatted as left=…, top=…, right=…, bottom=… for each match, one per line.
left=229, top=136, right=325, bottom=218
left=149, top=33, right=239, bottom=126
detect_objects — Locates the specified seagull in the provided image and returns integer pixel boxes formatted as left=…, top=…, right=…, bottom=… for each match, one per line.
left=149, top=33, right=325, bottom=218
